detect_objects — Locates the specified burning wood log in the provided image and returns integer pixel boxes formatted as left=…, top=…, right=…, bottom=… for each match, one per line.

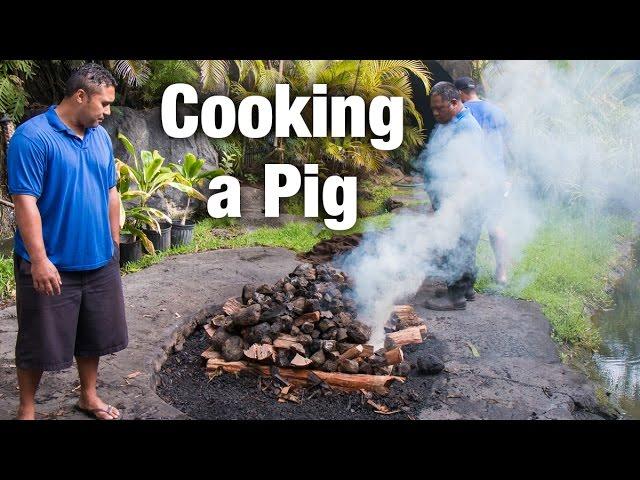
left=206, top=359, right=405, bottom=394
left=223, top=297, right=244, bottom=315
left=385, top=326, right=424, bottom=349
left=243, top=343, right=276, bottom=362
left=384, top=347, right=404, bottom=365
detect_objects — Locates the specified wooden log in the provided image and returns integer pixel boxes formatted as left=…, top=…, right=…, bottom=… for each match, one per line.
left=203, top=323, right=216, bottom=340
left=339, top=344, right=364, bottom=361
left=273, top=338, right=306, bottom=355
left=223, top=297, right=243, bottom=315
left=201, top=346, right=223, bottom=360
left=392, top=305, right=425, bottom=330
left=384, top=347, right=404, bottom=365
left=290, top=354, right=312, bottom=368
left=243, top=343, right=276, bottom=362
left=385, top=326, right=423, bottom=348
left=205, top=359, right=405, bottom=394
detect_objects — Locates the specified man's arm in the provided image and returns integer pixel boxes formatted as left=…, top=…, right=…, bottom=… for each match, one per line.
left=12, top=194, right=62, bottom=295
left=108, top=186, right=120, bottom=244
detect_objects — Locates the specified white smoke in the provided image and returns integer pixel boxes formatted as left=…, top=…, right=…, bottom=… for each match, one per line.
left=341, top=60, right=640, bottom=346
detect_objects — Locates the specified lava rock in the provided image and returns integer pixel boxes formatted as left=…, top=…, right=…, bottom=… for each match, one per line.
left=221, top=336, right=245, bottom=361
left=416, top=354, right=445, bottom=375
left=301, top=322, right=315, bottom=334
left=323, top=360, right=338, bottom=372
left=210, top=328, right=231, bottom=350
left=290, top=326, right=301, bottom=336
left=347, top=321, right=371, bottom=344
left=259, top=305, right=286, bottom=324
left=318, top=319, right=336, bottom=332
left=359, top=362, right=373, bottom=375
left=337, top=342, right=356, bottom=354
left=338, top=358, right=359, bottom=374
left=275, top=349, right=292, bottom=367
left=392, top=361, right=411, bottom=377
left=335, top=312, right=353, bottom=327
left=229, top=304, right=262, bottom=328
left=336, top=328, right=349, bottom=342
left=310, top=349, right=326, bottom=368
left=321, top=328, right=337, bottom=340
left=320, top=310, right=334, bottom=319
left=242, top=284, right=256, bottom=304
left=256, top=284, right=274, bottom=295
left=244, top=322, right=272, bottom=345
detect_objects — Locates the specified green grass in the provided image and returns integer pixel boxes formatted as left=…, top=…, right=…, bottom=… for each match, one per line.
left=358, top=178, right=395, bottom=217
left=475, top=206, right=635, bottom=350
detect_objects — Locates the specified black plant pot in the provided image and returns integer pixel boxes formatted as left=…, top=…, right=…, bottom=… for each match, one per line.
left=171, top=221, right=195, bottom=247
left=119, top=234, right=143, bottom=266
left=142, top=222, right=172, bottom=252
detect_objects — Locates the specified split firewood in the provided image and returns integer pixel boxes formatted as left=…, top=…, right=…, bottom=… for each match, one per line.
left=223, top=297, right=243, bottom=315
left=206, top=359, right=405, bottom=394
left=339, top=344, right=364, bottom=361
left=243, top=343, right=276, bottom=362
left=384, top=347, right=404, bottom=365
left=203, top=323, right=216, bottom=340
left=294, top=311, right=321, bottom=326
left=393, top=305, right=426, bottom=330
left=201, top=346, right=223, bottom=360
left=290, top=354, right=313, bottom=368
left=361, top=345, right=375, bottom=358
left=273, top=338, right=306, bottom=355
left=385, top=326, right=424, bottom=349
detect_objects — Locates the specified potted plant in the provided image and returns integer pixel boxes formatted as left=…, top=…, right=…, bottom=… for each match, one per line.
left=117, top=133, right=197, bottom=253
left=115, top=135, right=176, bottom=261
left=169, top=153, right=224, bottom=246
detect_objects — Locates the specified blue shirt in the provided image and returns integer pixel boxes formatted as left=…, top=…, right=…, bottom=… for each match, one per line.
left=418, top=107, right=486, bottom=209
left=8, top=105, right=117, bottom=271
left=464, top=99, right=509, bottom=179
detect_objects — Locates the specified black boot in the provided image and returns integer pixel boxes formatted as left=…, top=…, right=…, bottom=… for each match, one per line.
left=424, top=288, right=466, bottom=311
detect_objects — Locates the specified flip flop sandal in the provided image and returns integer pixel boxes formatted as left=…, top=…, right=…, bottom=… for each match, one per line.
left=75, top=403, right=121, bottom=420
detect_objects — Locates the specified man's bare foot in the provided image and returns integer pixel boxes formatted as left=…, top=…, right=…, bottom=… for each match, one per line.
left=78, top=394, right=121, bottom=420
left=16, top=405, right=36, bottom=420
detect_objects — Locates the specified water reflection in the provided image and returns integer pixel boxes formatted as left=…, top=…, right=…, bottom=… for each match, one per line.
left=592, top=244, right=640, bottom=418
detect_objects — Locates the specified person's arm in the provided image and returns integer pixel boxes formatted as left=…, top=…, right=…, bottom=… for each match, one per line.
left=12, top=194, right=62, bottom=295
left=108, top=186, right=120, bottom=244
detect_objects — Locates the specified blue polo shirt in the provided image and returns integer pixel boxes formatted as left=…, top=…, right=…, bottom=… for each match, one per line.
left=7, top=105, right=117, bottom=271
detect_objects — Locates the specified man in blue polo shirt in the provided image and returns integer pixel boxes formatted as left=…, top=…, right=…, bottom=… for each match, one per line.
left=455, top=76, right=511, bottom=284
left=419, top=81, right=489, bottom=310
left=8, top=63, right=127, bottom=420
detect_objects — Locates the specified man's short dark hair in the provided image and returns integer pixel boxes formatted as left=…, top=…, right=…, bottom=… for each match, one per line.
left=431, top=81, right=461, bottom=103
left=64, top=63, right=118, bottom=98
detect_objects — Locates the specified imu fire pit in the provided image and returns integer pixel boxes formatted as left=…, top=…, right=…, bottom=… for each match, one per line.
left=201, top=263, right=428, bottom=404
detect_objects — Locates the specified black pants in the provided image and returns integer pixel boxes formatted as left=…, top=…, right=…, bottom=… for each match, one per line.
left=430, top=192, right=485, bottom=299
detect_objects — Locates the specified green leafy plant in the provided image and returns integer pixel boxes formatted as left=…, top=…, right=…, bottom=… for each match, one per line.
left=116, top=133, right=209, bottom=252
left=169, top=153, right=224, bottom=225
left=0, top=61, right=36, bottom=121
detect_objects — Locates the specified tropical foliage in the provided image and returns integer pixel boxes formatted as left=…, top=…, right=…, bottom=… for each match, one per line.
left=0, top=61, right=36, bottom=121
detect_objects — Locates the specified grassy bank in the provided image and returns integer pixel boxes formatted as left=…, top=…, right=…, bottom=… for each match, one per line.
left=120, top=213, right=393, bottom=274
left=475, top=206, right=635, bottom=350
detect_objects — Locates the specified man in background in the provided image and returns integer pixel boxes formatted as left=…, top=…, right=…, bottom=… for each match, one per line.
left=420, top=82, right=487, bottom=310
left=455, top=76, right=511, bottom=284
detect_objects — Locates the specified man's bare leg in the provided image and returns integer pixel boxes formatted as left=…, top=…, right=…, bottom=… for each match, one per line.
left=76, top=356, right=120, bottom=419
left=489, top=226, right=509, bottom=284
left=16, top=368, right=43, bottom=419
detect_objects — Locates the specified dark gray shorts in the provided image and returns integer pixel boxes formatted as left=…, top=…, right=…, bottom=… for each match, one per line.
left=14, top=241, right=128, bottom=371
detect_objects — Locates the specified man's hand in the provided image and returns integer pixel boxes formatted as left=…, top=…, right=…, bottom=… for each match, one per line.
left=30, top=257, right=62, bottom=295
